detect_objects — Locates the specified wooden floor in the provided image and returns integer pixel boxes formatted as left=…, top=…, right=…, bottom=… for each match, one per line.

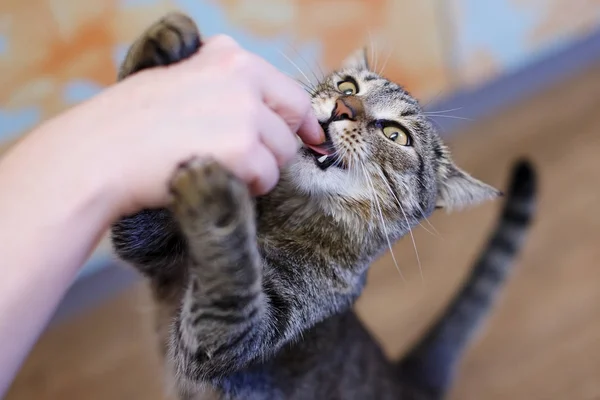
left=7, top=65, right=600, bottom=400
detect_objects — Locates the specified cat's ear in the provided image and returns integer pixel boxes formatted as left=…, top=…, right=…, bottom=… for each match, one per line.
left=341, top=47, right=370, bottom=71
left=436, top=164, right=501, bottom=211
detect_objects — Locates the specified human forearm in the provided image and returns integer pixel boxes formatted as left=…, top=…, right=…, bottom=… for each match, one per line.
left=0, top=109, right=119, bottom=396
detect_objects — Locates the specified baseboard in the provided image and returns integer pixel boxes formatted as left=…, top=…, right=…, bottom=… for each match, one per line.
left=49, top=27, right=600, bottom=326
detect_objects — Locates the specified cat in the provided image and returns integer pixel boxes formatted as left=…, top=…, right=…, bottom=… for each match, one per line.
left=111, top=12, right=537, bottom=400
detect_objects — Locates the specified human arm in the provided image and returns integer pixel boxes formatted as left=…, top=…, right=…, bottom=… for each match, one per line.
left=0, top=35, right=322, bottom=395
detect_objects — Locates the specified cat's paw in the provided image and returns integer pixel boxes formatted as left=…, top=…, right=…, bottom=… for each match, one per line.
left=118, top=12, right=201, bottom=80
left=168, top=157, right=252, bottom=234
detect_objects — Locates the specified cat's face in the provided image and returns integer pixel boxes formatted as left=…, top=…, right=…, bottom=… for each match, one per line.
left=284, top=49, right=499, bottom=232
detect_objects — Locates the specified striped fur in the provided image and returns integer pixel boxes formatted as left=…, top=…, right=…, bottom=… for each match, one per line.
left=111, top=13, right=537, bottom=400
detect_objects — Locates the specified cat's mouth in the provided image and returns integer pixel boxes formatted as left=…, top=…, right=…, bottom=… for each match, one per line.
left=304, top=143, right=338, bottom=170
left=303, top=123, right=346, bottom=170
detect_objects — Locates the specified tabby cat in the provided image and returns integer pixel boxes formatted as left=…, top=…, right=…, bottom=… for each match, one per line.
left=111, top=13, right=537, bottom=400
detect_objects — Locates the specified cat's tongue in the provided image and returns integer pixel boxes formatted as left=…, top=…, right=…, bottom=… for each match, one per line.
left=305, top=142, right=334, bottom=156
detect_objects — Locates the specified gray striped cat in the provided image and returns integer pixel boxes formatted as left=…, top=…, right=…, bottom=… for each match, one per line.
left=111, top=13, right=537, bottom=400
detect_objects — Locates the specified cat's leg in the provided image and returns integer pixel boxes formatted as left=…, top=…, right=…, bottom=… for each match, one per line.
left=111, top=15, right=286, bottom=386
left=166, top=157, right=270, bottom=385
left=111, top=12, right=202, bottom=279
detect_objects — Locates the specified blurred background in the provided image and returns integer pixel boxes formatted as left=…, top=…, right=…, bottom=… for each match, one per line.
left=1, top=1, right=599, bottom=399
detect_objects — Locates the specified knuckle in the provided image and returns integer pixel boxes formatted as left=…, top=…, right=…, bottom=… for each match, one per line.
left=244, top=95, right=262, bottom=117
left=214, top=48, right=253, bottom=75
left=207, top=34, right=238, bottom=49
left=279, top=133, right=298, bottom=159
left=234, top=132, right=258, bottom=157
left=229, top=50, right=253, bottom=72
left=231, top=91, right=261, bottom=122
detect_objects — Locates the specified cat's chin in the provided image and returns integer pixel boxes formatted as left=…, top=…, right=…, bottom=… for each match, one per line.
left=301, top=147, right=347, bottom=171
left=281, top=151, right=369, bottom=201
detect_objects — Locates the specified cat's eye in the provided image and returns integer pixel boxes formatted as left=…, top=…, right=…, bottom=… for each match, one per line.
left=383, top=126, right=410, bottom=146
left=337, top=79, right=358, bottom=95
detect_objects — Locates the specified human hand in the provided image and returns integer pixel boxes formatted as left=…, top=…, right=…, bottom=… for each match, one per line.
left=58, top=34, right=322, bottom=216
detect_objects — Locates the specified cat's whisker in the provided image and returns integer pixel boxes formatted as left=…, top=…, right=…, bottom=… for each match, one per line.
left=417, top=206, right=441, bottom=238
left=396, top=181, right=438, bottom=237
left=378, top=46, right=394, bottom=76
left=338, top=148, right=359, bottom=183
left=374, top=167, right=423, bottom=282
left=420, top=91, right=445, bottom=110
left=282, top=70, right=314, bottom=90
left=425, top=114, right=473, bottom=121
left=375, top=174, right=437, bottom=238
left=383, top=177, right=435, bottom=236
left=283, top=72, right=316, bottom=94
left=287, top=44, right=325, bottom=83
left=400, top=180, right=441, bottom=238
left=416, top=206, right=440, bottom=237
left=326, top=145, right=359, bottom=172
left=359, top=162, right=405, bottom=281
left=277, top=49, right=316, bottom=90
left=367, top=29, right=378, bottom=73
left=345, top=153, right=375, bottom=223
left=358, top=161, right=381, bottom=233
left=411, top=216, right=437, bottom=236
left=314, top=62, right=326, bottom=82
left=353, top=157, right=375, bottom=226
left=426, top=117, right=448, bottom=137
left=423, top=107, right=463, bottom=114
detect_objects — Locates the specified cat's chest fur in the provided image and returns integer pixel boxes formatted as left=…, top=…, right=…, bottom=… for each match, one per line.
left=190, top=311, right=402, bottom=400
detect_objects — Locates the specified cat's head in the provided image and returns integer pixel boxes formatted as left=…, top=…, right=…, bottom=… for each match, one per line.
left=283, top=49, right=499, bottom=235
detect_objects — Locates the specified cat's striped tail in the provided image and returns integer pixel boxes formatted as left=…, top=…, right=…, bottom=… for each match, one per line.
left=397, top=159, right=537, bottom=399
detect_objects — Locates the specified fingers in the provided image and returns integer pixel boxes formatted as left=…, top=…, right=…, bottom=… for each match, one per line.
left=186, top=35, right=324, bottom=195
left=248, top=55, right=325, bottom=145
left=296, top=112, right=325, bottom=145
left=241, top=106, right=296, bottom=195
left=258, top=105, right=299, bottom=166
left=199, top=36, right=325, bottom=145
left=242, top=145, right=279, bottom=196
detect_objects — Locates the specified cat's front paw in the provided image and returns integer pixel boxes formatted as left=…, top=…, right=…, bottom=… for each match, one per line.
left=168, top=157, right=252, bottom=234
left=118, top=12, right=201, bottom=80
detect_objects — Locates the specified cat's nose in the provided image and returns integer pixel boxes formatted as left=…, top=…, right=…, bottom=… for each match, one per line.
left=332, top=97, right=364, bottom=121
